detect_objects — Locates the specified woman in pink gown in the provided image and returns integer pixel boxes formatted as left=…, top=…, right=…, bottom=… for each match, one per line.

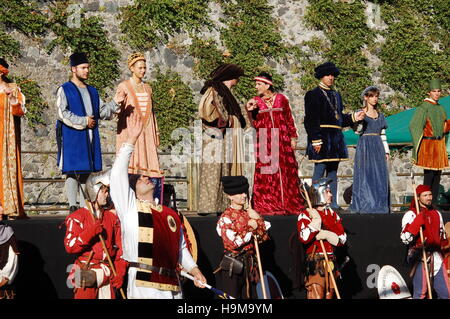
left=114, top=53, right=164, bottom=202
left=246, top=72, right=305, bottom=215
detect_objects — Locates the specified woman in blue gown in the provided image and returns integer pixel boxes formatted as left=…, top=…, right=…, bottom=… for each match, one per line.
left=350, top=86, right=390, bottom=214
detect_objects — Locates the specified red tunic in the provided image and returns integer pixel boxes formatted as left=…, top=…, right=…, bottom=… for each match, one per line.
left=64, top=208, right=127, bottom=299
left=249, top=93, right=305, bottom=215
left=134, top=204, right=181, bottom=290
left=217, top=207, right=269, bottom=254
left=297, top=207, right=346, bottom=254
left=401, top=206, right=447, bottom=250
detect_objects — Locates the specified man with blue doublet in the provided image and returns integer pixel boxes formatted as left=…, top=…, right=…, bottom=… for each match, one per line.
left=56, top=52, right=122, bottom=212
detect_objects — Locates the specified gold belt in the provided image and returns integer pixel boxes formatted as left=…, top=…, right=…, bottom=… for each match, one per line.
left=362, top=133, right=380, bottom=136
left=320, top=125, right=342, bottom=129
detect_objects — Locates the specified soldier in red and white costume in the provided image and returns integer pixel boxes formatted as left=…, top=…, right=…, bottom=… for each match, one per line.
left=64, top=171, right=127, bottom=299
left=400, top=184, right=450, bottom=299
left=216, top=176, right=271, bottom=299
left=297, top=178, right=346, bottom=299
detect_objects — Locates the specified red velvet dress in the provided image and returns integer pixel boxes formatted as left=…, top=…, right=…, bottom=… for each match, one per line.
left=249, top=93, right=305, bottom=215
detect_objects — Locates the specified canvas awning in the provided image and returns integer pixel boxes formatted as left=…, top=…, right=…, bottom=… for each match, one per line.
left=343, top=95, right=450, bottom=146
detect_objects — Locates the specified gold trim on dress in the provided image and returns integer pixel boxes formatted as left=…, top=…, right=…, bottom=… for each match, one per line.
left=309, top=158, right=349, bottom=163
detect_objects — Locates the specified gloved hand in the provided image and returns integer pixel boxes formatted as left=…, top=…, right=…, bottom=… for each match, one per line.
left=110, top=274, right=124, bottom=289
left=307, top=208, right=322, bottom=231
left=316, top=229, right=339, bottom=246
left=405, top=213, right=426, bottom=236
left=79, top=220, right=103, bottom=243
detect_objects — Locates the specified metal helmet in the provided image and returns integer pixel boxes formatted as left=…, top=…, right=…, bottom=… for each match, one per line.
left=308, top=178, right=332, bottom=207
left=85, top=169, right=111, bottom=202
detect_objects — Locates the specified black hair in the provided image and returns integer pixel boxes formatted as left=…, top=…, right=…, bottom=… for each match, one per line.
left=0, top=58, right=11, bottom=83
left=257, top=71, right=275, bottom=92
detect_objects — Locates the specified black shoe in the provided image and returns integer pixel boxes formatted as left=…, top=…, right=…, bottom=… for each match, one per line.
left=69, top=206, right=78, bottom=213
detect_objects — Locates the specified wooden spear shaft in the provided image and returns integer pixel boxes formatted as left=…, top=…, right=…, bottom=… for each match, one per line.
left=410, top=174, right=433, bottom=299
left=253, top=234, right=268, bottom=299
left=248, top=200, right=268, bottom=299
left=301, top=182, right=341, bottom=299
left=84, top=200, right=127, bottom=299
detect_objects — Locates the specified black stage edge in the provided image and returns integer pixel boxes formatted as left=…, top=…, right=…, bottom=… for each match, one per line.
left=7, top=213, right=450, bottom=299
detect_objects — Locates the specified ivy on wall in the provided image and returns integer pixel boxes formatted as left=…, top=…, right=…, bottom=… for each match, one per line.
left=189, top=0, right=290, bottom=102
left=119, top=0, right=212, bottom=51
left=0, top=0, right=47, bottom=36
left=13, top=76, right=49, bottom=127
left=0, top=30, right=20, bottom=59
left=379, top=0, right=449, bottom=107
left=46, top=2, right=120, bottom=97
left=151, top=69, right=197, bottom=149
left=0, top=0, right=49, bottom=126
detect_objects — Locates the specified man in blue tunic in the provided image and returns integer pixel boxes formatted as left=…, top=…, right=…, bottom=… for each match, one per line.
left=304, top=62, right=364, bottom=211
left=56, top=52, right=122, bottom=212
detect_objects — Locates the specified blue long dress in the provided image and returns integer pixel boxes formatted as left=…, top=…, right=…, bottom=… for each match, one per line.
left=350, top=114, right=390, bottom=214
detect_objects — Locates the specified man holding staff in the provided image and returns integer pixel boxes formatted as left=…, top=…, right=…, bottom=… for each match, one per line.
left=297, top=178, right=347, bottom=299
left=216, top=176, right=271, bottom=299
left=400, top=184, right=450, bottom=299
left=63, top=171, right=127, bottom=299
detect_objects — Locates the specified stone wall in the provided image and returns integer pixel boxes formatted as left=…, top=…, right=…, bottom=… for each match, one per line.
left=7, top=0, right=449, bottom=214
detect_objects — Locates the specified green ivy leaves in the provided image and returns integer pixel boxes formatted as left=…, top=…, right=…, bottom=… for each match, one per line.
left=119, top=0, right=212, bottom=51
left=151, top=69, right=197, bottom=149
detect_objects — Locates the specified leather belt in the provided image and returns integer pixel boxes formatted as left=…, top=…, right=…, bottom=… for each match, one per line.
left=423, top=136, right=443, bottom=140
left=129, top=262, right=177, bottom=278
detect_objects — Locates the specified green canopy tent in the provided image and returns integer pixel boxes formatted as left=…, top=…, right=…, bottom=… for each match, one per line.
left=343, top=95, right=450, bottom=147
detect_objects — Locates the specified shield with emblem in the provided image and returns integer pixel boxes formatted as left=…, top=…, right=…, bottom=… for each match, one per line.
left=377, top=265, right=411, bottom=299
left=180, top=213, right=198, bottom=263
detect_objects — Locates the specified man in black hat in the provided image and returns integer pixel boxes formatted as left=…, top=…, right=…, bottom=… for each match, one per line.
left=215, top=175, right=270, bottom=298
left=56, top=52, right=123, bottom=213
left=304, top=62, right=364, bottom=211
left=197, top=64, right=248, bottom=215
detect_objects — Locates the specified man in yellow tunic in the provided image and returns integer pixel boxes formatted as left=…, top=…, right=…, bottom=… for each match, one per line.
left=410, top=79, right=450, bottom=204
left=0, top=58, right=27, bottom=220
left=197, top=64, right=247, bottom=215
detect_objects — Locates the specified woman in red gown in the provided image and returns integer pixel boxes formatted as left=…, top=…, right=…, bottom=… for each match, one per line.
left=246, top=72, right=305, bottom=215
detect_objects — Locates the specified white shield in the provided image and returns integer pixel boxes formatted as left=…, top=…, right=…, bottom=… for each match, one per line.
left=377, top=265, right=412, bottom=299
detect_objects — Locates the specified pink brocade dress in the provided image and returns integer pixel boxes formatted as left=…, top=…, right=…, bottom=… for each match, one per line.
left=249, top=94, right=305, bottom=215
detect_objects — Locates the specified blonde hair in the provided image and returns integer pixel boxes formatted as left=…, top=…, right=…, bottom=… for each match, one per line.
left=127, top=52, right=146, bottom=69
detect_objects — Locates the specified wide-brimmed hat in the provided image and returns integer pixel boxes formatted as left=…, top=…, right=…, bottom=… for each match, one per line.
left=314, top=62, right=340, bottom=79
left=221, top=176, right=249, bottom=195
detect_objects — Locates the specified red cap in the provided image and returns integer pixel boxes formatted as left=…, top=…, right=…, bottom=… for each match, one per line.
left=416, top=184, right=431, bottom=196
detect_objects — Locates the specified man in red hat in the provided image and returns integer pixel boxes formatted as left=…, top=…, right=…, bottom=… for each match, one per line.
left=400, top=184, right=450, bottom=299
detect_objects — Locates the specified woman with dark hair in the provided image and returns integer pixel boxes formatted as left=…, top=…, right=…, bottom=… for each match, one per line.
left=197, top=64, right=248, bottom=215
left=0, top=58, right=27, bottom=220
left=246, top=72, right=305, bottom=215
left=350, top=86, right=390, bottom=214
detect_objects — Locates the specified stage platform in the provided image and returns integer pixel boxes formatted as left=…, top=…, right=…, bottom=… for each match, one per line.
left=7, top=213, right=450, bottom=299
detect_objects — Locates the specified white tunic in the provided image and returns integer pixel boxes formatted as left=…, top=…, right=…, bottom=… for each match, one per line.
left=110, top=143, right=197, bottom=299
left=0, top=246, right=18, bottom=284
